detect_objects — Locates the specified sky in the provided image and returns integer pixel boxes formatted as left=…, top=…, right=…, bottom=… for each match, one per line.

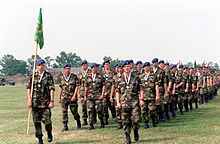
left=0, top=0, right=219, bottom=65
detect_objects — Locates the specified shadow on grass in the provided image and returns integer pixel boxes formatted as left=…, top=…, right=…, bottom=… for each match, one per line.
left=137, top=137, right=175, bottom=143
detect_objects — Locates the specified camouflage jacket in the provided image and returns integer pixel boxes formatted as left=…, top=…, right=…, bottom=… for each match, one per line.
left=116, top=72, right=141, bottom=103
left=188, top=74, right=193, bottom=91
left=193, top=74, right=198, bottom=89
left=198, top=72, right=204, bottom=88
left=101, top=70, right=116, bottom=93
left=169, top=71, right=176, bottom=92
left=164, top=69, right=171, bottom=85
left=26, top=71, right=55, bottom=108
left=175, top=71, right=185, bottom=94
left=153, top=67, right=166, bottom=88
left=139, top=70, right=158, bottom=100
left=85, top=72, right=106, bottom=100
left=59, top=73, right=79, bottom=101
left=183, top=72, right=189, bottom=90
left=78, top=69, right=91, bottom=97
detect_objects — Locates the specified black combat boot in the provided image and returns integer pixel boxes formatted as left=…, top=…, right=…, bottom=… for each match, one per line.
left=76, top=119, right=81, bottom=129
left=82, top=119, right=88, bottom=126
left=180, top=109, right=183, bottom=115
left=195, top=102, right=198, bottom=109
left=61, top=123, right=68, bottom=132
left=166, top=112, right=170, bottom=120
left=152, top=116, right=157, bottom=127
left=155, top=116, right=159, bottom=124
left=172, top=111, right=176, bottom=118
left=144, top=122, right=150, bottom=129
left=125, top=132, right=131, bottom=144
left=88, top=123, right=94, bottom=130
left=117, top=122, right=123, bottom=130
left=100, top=120, right=105, bottom=128
left=104, top=117, right=108, bottom=125
left=134, top=129, right=139, bottom=141
left=38, top=137, right=43, bottom=144
left=161, top=112, right=166, bottom=122
left=184, top=103, right=189, bottom=112
left=47, top=131, right=53, bottom=143
left=189, top=102, right=193, bottom=110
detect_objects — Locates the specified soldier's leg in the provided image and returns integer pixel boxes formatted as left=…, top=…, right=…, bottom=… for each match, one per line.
left=177, top=94, right=183, bottom=115
left=87, top=99, right=96, bottom=130
left=149, top=99, right=157, bottom=127
left=121, top=104, right=132, bottom=144
left=183, top=93, right=189, bottom=112
left=163, top=95, right=170, bottom=120
left=42, top=108, right=53, bottom=143
left=95, top=99, right=104, bottom=128
left=80, top=97, right=88, bottom=125
left=131, top=100, right=141, bottom=142
left=61, top=101, right=68, bottom=124
left=70, top=101, right=81, bottom=128
left=32, top=108, right=43, bottom=140
left=141, top=100, right=149, bottom=128
left=108, top=96, right=116, bottom=118
left=115, top=99, right=122, bottom=129
left=194, top=92, right=199, bottom=109
left=102, top=97, right=109, bottom=125
left=188, top=92, right=193, bottom=110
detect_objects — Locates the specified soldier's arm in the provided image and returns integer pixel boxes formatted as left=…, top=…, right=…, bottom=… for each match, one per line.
left=110, top=85, right=115, bottom=102
left=172, top=83, right=176, bottom=95
left=58, top=87, right=62, bottom=104
left=72, top=86, right=79, bottom=101
left=116, top=92, right=121, bottom=109
left=27, top=89, right=32, bottom=108
left=155, top=85, right=160, bottom=101
left=84, top=87, right=88, bottom=101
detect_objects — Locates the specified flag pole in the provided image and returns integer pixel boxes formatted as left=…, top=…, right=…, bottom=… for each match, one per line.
left=27, top=42, right=38, bottom=135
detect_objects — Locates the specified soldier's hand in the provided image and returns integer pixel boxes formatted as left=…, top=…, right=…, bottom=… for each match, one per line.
left=28, top=100, right=32, bottom=108
left=99, top=95, right=104, bottom=100
left=156, top=96, right=160, bottom=101
left=110, top=97, right=113, bottom=103
left=84, top=97, right=87, bottom=101
left=172, top=90, right=175, bottom=95
left=185, top=89, right=188, bottom=93
left=58, top=99, right=61, bottom=104
left=139, top=100, right=144, bottom=107
left=71, top=96, right=76, bottom=102
left=196, top=88, right=199, bottom=92
left=78, top=93, right=81, bottom=98
left=164, top=93, right=169, bottom=98
left=117, top=103, right=121, bottom=109
left=48, top=102, right=54, bottom=108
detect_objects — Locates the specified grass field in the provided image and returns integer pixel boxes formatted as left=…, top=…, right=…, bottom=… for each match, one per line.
left=0, top=85, right=220, bottom=144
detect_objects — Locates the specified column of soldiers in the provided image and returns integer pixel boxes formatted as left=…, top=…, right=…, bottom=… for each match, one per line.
left=27, top=58, right=220, bottom=144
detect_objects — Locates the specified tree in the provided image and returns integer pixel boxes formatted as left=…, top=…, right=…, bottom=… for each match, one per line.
left=214, top=63, right=219, bottom=69
left=27, top=55, right=41, bottom=70
left=54, top=51, right=82, bottom=68
left=0, top=54, right=27, bottom=76
left=44, top=56, right=54, bottom=68
left=102, top=56, right=123, bottom=70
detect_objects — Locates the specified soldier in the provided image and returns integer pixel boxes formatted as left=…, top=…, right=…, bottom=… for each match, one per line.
left=84, top=63, right=106, bottom=130
left=198, top=67, right=205, bottom=104
left=116, top=60, right=141, bottom=144
left=183, top=67, right=189, bottom=112
left=139, top=62, right=160, bottom=128
left=133, top=61, right=143, bottom=75
left=101, top=60, right=117, bottom=125
left=168, top=65, right=177, bottom=118
left=193, top=67, right=199, bottom=108
left=174, top=65, right=185, bottom=115
left=188, top=67, right=195, bottom=110
left=78, top=60, right=90, bottom=125
left=152, top=58, right=166, bottom=122
left=110, top=63, right=123, bottom=129
left=27, top=59, right=55, bottom=144
left=58, top=63, right=81, bottom=132
left=164, top=62, right=171, bottom=120
left=114, top=63, right=119, bottom=73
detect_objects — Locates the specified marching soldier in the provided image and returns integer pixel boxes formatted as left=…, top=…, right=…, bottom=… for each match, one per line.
left=27, top=59, right=55, bottom=144
left=58, top=63, right=81, bottom=132
left=198, top=67, right=205, bottom=104
left=78, top=60, right=90, bottom=125
left=188, top=67, right=195, bottom=110
left=183, top=67, right=189, bottom=112
left=139, top=62, right=160, bottom=128
left=101, top=60, right=117, bottom=125
left=116, top=60, right=141, bottom=144
left=84, top=63, right=106, bottom=130
left=193, top=67, right=199, bottom=108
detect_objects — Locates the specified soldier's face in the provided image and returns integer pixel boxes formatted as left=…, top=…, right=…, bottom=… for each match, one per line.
left=144, top=66, right=150, bottom=72
left=130, top=63, right=134, bottom=69
left=36, top=64, right=45, bottom=71
left=115, top=66, right=118, bottom=72
left=153, top=62, right=158, bottom=67
left=64, top=67, right=71, bottom=74
left=95, top=67, right=100, bottom=72
left=159, top=63, right=165, bottom=69
left=91, top=67, right=96, bottom=73
left=123, top=65, right=131, bottom=73
left=165, top=65, right=169, bottom=70
left=104, top=63, right=110, bottom=70
left=118, top=67, right=123, bottom=73
left=179, top=68, right=183, bottom=72
left=81, top=64, right=88, bottom=70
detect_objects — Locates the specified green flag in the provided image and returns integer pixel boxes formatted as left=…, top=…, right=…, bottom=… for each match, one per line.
left=35, top=8, right=44, bottom=49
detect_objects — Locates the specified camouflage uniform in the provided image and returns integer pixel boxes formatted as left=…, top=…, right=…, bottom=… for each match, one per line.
left=26, top=71, right=55, bottom=139
left=187, top=74, right=194, bottom=110
left=169, top=71, right=177, bottom=116
left=59, top=73, right=80, bottom=124
left=101, top=70, right=117, bottom=122
left=85, top=72, right=106, bottom=124
left=164, top=69, right=170, bottom=119
left=139, top=70, right=158, bottom=124
left=112, top=74, right=122, bottom=123
left=198, top=72, right=205, bottom=104
left=175, top=71, right=185, bottom=113
left=78, top=69, right=90, bottom=122
left=154, top=67, right=166, bottom=121
left=193, top=73, right=199, bottom=108
left=182, top=72, right=189, bottom=112
left=116, top=73, right=141, bottom=134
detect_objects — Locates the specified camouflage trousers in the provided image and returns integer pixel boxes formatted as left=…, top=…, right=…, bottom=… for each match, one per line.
left=199, top=88, right=205, bottom=103
left=114, top=98, right=122, bottom=123
left=87, top=99, right=103, bottom=124
left=32, top=107, right=52, bottom=138
left=80, top=97, right=88, bottom=121
left=156, top=87, right=165, bottom=116
left=183, top=93, right=189, bottom=108
left=61, top=99, right=80, bottom=124
left=121, top=99, right=141, bottom=134
left=141, top=99, right=156, bottom=123
left=103, top=92, right=116, bottom=120
left=175, top=93, right=183, bottom=110
left=169, top=94, right=177, bottom=112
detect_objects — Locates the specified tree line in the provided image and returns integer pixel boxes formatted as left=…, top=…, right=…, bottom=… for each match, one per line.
left=0, top=52, right=219, bottom=76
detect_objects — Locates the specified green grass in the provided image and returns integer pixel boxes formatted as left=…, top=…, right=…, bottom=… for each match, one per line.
left=0, top=85, right=220, bottom=144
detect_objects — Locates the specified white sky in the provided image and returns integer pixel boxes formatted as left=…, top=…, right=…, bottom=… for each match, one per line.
left=0, top=0, right=219, bottom=65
